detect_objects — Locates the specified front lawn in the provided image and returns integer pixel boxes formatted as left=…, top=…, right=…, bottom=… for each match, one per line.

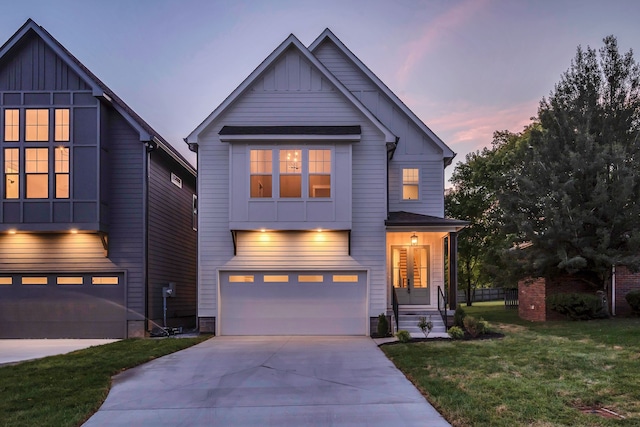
left=382, top=302, right=640, bottom=426
left=0, top=336, right=209, bottom=427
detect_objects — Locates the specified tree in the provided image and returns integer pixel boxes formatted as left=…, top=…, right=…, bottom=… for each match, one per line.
left=446, top=129, right=529, bottom=304
left=499, top=36, right=640, bottom=288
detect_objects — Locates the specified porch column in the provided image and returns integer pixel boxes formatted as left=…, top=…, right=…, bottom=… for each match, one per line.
left=448, top=231, right=458, bottom=310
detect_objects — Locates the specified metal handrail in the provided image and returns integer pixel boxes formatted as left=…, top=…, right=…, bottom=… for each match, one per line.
left=437, top=286, right=448, bottom=329
left=392, top=286, right=399, bottom=333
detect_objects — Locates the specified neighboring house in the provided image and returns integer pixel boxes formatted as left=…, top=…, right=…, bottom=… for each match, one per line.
left=0, top=20, right=197, bottom=338
left=186, top=29, right=466, bottom=336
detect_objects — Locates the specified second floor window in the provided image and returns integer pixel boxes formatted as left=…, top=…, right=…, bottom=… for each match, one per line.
left=4, top=148, right=19, bottom=199
left=25, top=148, right=48, bottom=199
left=250, top=149, right=272, bottom=198
left=25, top=109, right=49, bottom=141
left=279, top=149, right=301, bottom=198
left=4, top=109, right=19, bottom=142
left=402, top=168, right=419, bottom=200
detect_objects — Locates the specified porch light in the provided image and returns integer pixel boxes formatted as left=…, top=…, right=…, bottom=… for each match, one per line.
left=411, top=233, right=418, bottom=246
left=70, top=229, right=78, bottom=234
left=8, top=229, right=16, bottom=234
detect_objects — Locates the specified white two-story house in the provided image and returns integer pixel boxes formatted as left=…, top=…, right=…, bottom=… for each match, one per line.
left=186, top=29, right=466, bottom=336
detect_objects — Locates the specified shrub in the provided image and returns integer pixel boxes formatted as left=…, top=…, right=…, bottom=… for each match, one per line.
left=547, top=293, right=608, bottom=320
left=453, top=306, right=466, bottom=328
left=463, top=315, right=488, bottom=338
left=396, top=330, right=412, bottom=343
left=626, top=290, right=640, bottom=315
left=417, top=316, right=433, bottom=338
left=377, top=313, right=390, bottom=337
left=448, top=326, right=464, bottom=339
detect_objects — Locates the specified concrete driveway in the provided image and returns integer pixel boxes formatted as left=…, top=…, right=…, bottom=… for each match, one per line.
left=83, top=336, right=450, bottom=426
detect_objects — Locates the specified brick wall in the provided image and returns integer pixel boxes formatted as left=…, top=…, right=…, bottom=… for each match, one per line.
left=518, top=276, right=595, bottom=321
left=615, top=266, right=640, bottom=315
left=518, top=277, right=546, bottom=322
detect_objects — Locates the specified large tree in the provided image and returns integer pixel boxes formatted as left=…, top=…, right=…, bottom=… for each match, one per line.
left=499, top=36, right=640, bottom=288
left=446, top=129, right=529, bottom=303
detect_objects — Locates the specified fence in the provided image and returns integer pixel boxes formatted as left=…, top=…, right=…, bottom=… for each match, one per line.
left=457, top=288, right=505, bottom=303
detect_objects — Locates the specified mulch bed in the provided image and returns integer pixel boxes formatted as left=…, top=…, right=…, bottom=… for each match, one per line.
left=379, top=331, right=505, bottom=346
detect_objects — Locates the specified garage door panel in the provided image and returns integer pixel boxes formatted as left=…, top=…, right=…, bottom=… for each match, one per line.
left=220, top=274, right=367, bottom=336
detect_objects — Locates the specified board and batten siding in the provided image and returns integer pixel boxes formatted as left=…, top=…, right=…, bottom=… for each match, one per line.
left=197, top=46, right=389, bottom=319
left=314, top=39, right=446, bottom=217
left=147, top=150, right=197, bottom=328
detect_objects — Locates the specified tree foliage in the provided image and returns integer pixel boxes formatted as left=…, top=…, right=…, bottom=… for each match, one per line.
left=498, top=36, right=640, bottom=287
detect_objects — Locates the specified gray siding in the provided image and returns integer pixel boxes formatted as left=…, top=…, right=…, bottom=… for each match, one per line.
left=147, top=149, right=197, bottom=329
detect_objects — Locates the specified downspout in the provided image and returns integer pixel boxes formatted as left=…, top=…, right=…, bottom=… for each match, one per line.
left=142, top=140, right=155, bottom=332
left=611, top=265, right=616, bottom=316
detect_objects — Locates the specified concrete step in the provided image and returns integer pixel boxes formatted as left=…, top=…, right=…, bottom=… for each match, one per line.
left=396, top=312, right=448, bottom=336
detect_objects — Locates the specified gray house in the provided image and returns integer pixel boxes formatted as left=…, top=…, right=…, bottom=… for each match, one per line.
left=0, top=20, right=197, bottom=338
left=186, top=29, right=465, bottom=336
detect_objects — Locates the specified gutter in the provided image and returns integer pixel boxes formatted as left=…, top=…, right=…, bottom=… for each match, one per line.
left=385, top=137, right=399, bottom=218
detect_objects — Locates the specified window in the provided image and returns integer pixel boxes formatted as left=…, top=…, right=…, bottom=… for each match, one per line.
left=54, top=109, right=69, bottom=141
left=92, top=276, right=119, bottom=285
left=279, top=149, right=301, bottom=197
left=171, top=172, right=182, bottom=188
left=250, top=149, right=272, bottom=197
left=4, top=148, right=19, bottom=199
left=333, top=275, right=359, bottom=282
left=57, top=277, right=83, bottom=285
left=402, top=168, right=419, bottom=200
left=55, top=147, right=69, bottom=198
left=25, top=109, right=49, bottom=141
left=229, top=275, right=254, bottom=283
left=22, top=277, right=48, bottom=285
left=298, top=275, right=323, bottom=282
left=309, top=149, right=331, bottom=198
left=25, top=148, right=48, bottom=199
left=0, top=277, right=12, bottom=285
left=264, top=275, right=289, bottom=282
left=4, top=109, right=19, bottom=141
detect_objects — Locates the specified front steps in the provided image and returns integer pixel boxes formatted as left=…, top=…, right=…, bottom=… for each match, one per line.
left=396, top=308, right=449, bottom=338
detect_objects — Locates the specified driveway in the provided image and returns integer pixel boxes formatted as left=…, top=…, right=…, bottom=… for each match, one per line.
left=83, top=336, right=450, bottom=426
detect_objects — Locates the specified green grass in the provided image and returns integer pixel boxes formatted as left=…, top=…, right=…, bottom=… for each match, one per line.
left=0, top=336, right=209, bottom=427
left=383, top=301, right=640, bottom=426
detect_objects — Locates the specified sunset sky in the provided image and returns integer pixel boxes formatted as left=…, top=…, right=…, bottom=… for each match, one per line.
left=2, top=0, right=640, bottom=183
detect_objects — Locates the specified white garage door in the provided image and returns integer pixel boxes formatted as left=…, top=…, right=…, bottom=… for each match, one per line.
left=219, top=271, right=367, bottom=335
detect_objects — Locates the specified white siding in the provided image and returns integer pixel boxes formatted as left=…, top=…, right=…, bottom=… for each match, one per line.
left=388, top=160, right=445, bottom=217
left=197, top=47, right=388, bottom=319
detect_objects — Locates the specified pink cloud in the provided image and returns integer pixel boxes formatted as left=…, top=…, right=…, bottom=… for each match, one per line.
left=396, top=0, right=489, bottom=85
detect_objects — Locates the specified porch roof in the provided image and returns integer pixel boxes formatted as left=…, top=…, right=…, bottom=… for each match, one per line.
left=385, top=211, right=468, bottom=232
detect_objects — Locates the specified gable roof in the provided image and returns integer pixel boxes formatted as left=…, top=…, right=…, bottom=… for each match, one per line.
left=185, top=34, right=396, bottom=145
left=309, top=29, right=456, bottom=166
left=0, top=19, right=195, bottom=175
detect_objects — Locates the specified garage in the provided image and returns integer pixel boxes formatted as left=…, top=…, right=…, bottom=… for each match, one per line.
left=0, top=272, right=126, bottom=339
left=219, top=271, right=367, bottom=335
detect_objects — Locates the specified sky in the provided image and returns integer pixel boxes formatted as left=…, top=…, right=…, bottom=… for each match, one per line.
left=2, top=0, right=640, bottom=184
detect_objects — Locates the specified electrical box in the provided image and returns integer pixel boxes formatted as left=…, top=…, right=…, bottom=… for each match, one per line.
left=162, top=282, right=176, bottom=298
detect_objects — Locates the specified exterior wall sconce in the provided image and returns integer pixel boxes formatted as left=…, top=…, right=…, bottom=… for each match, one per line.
left=410, top=233, right=418, bottom=246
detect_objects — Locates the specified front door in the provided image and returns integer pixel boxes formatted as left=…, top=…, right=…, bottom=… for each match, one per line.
left=392, top=246, right=430, bottom=305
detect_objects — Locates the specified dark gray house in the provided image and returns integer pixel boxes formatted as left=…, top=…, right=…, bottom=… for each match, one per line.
left=0, top=20, right=197, bottom=338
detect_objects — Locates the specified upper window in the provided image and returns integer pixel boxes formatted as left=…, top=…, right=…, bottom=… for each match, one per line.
left=279, top=149, right=301, bottom=198
left=25, top=148, right=48, bottom=199
left=250, top=149, right=272, bottom=198
left=249, top=148, right=333, bottom=199
left=55, top=147, right=69, bottom=199
left=4, top=109, right=19, bottom=142
left=25, top=109, right=49, bottom=141
left=309, top=149, right=331, bottom=198
left=54, top=109, right=70, bottom=141
left=402, top=168, right=419, bottom=200
left=4, top=148, right=19, bottom=199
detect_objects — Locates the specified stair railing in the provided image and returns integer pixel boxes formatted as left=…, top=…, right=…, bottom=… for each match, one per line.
left=437, top=286, right=448, bottom=329
left=392, top=286, right=399, bottom=333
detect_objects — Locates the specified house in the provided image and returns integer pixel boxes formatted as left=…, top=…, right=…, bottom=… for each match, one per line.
left=0, top=20, right=197, bottom=338
left=186, top=29, right=466, bottom=336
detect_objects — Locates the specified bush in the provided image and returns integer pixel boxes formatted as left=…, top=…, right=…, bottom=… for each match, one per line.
left=377, top=313, right=390, bottom=337
left=448, top=326, right=464, bottom=339
left=396, top=330, right=411, bottom=343
left=417, top=316, right=433, bottom=338
left=626, top=290, right=640, bottom=315
left=547, top=293, right=608, bottom=320
left=463, top=315, right=489, bottom=338
left=453, top=306, right=466, bottom=328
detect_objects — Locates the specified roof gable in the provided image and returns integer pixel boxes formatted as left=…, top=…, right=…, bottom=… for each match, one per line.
left=309, top=29, right=456, bottom=165
left=186, top=34, right=395, bottom=144
left=0, top=19, right=194, bottom=175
